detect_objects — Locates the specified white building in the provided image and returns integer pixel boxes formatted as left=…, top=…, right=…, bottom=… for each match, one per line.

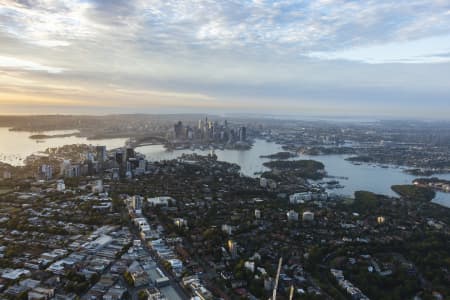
left=244, top=261, right=255, bottom=272
left=221, top=224, right=234, bottom=235
left=255, top=209, right=261, bottom=219
left=56, top=180, right=65, bottom=192
left=302, top=211, right=315, bottom=222
left=1, top=269, right=31, bottom=280
left=147, top=196, right=175, bottom=207
left=168, top=259, right=183, bottom=272
left=83, top=235, right=113, bottom=252
left=290, top=192, right=312, bottom=204
left=287, top=210, right=299, bottom=221
left=92, top=179, right=103, bottom=194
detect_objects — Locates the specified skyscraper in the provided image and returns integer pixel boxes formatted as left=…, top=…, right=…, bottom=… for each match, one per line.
left=174, top=121, right=184, bottom=139
left=96, top=146, right=106, bottom=163
left=39, top=164, right=53, bottom=180
left=239, top=126, right=247, bottom=142
left=126, top=147, right=135, bottom=161
left=115, top=150, right=124, bottom=166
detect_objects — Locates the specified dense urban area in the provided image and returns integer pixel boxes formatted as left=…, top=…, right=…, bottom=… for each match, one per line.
left=0, top=115, right=449, bottom=300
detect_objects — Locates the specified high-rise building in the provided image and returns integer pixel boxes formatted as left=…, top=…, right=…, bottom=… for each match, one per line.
left=86, top=152, right=95, bottom=162
left=239, top=126, right=247, bottom=142
left=187, top=127, right=194, bottom=140
left=60, top=160, right=71, bottom=176
left=115, top=150, right=124, bottom=166
left=68, top=165, right=80, bottom=177
left=126, top=161, right=132, bottom=178
left=39, top=164, right=53, bottom=180
left=131, top=195, right=143, bottom=212
left=138, top=159, right=146, bottom=170
left=126, top=147, right=135, bottom=161
left=174, top=121, right=184, bottom=139
left=96, top=145, right=107, bottom=163
left=60, top=160, right=80, bottom=178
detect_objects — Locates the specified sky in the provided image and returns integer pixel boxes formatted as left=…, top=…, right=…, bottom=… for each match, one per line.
left=0, top=0, right=449, bottom=119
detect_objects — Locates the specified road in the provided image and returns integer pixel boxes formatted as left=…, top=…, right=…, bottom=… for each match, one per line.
left=129, top=226, right=189, bottom=300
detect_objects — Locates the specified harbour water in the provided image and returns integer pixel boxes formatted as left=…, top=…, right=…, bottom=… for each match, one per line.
left=0, top=127, right=127, bottom=166
left=137, top=139, right=284, bottom=177
left=0, top=128, right=449, bottom=208
left=137, top=140, right=450, bottom=208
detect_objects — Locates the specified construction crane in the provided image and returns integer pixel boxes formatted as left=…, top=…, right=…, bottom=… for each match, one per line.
left=272, top=257, right=283, bottom=300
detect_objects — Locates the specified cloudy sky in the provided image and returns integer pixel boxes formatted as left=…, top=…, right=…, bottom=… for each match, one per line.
left=0, top=0, right=449, bottom=118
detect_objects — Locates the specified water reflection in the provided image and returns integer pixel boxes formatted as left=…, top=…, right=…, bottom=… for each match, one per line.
left=139, top=139, right=450, bottom=208
left=137, top=139, right=284, bottom=177
left=1, top=129, right=449, bottom=208
left=0, top=127, right=127, bottom=166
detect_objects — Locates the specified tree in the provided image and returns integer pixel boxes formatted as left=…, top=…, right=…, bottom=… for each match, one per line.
left=138, top=290, right=148, bottom=300
left=391, top=185, right=435, bottom=202
left=123, top=271, right=134, bottom=287
left=90, top=272, right=100, bottom=285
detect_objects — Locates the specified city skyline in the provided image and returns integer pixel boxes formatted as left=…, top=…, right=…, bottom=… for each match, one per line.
left=0, top=0, right=450, bottom=118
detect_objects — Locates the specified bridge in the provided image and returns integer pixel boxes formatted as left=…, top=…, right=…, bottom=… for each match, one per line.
left=128, top=135, right=169, bottom=148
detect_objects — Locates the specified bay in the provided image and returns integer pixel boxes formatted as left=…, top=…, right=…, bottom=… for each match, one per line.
left=0, top=127, right=127, bottom=166
left=138, top=139, right=450, bottom=208
left=0, top=128, right=449, bottom=208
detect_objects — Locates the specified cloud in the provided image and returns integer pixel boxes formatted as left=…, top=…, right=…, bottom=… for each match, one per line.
left=2, top=0, right=450, bottom=59
left=114, top=88, right=215, bottom=101
left=308, top=35, right=450, bottom=64
left=0, top=0, right=450, bottom=117
left=0, top=0, right=97, bottom=48
left=0, top=91, right=91, bottom=106
left=0, top=55, right=64, bottom=73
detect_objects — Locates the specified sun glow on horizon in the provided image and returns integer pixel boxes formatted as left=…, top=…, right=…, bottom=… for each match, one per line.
left=0, top=0, right=449, bottom=117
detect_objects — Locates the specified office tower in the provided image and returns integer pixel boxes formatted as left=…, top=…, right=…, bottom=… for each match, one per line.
left=126, top=147, right=135, bottom=161
left=115, top=150, right=124, bottom=166
left=39, top=164, right=53, bottom=180
left=131, top=195, right=143, bottom=211
left=96, top=146, right=106, bottom=164
left=174, top=121, right=184, bottom=139
left=239, top=126, right=247, bottom=142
